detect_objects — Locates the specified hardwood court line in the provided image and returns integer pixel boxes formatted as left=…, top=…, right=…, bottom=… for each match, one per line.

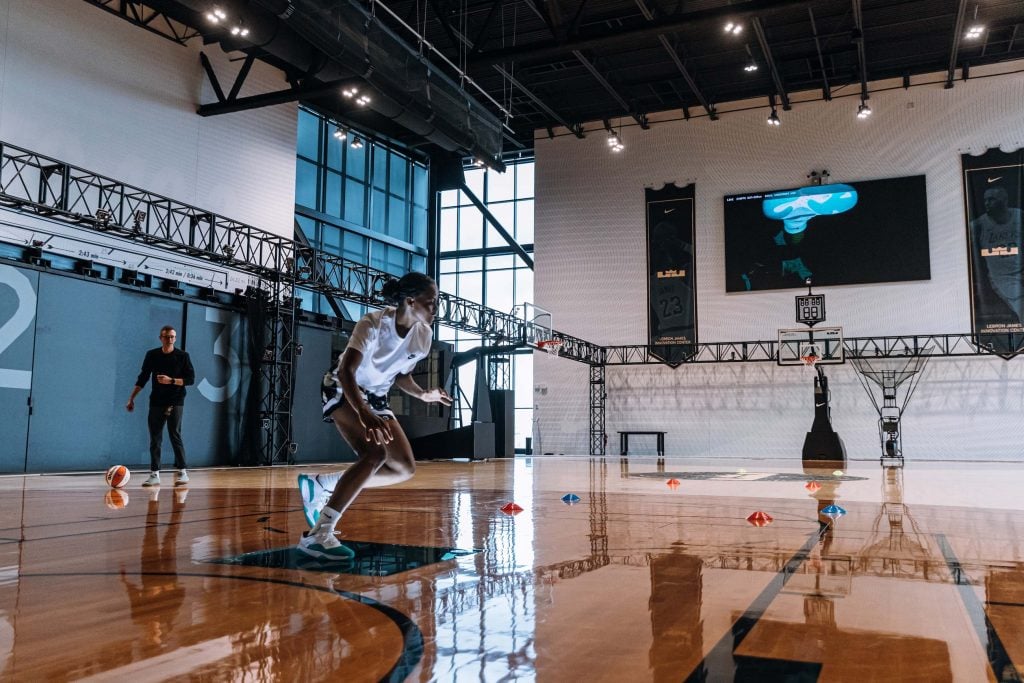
left=682, top=528, right=824, bottom=682
left=19, top=570, right=424, bottom=683
left=935, top=533, right=1022, bottom=682
left=0, top=502, right=298, bottom=534
left=8, top=507, right=301, bottom=543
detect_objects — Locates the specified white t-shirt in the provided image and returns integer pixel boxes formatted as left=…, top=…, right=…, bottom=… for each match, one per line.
left=342, top=307, right=433, bottom=396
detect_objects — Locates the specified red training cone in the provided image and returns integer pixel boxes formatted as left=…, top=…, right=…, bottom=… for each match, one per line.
left=666, top=478, right=681, bottom=489
left=746, top=510, right=773, bottom=527
left=805, top=481, right=822, bottom=493
left=500, top=502, right=524, bottom=514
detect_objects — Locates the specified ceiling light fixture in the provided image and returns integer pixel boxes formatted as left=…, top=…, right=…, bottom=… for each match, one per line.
left=230, top=24, right=249, bottom=37
left=607, top=132, right=624, bottom=152
left=333, top=127, right=347, bottom=140
left=724, top=21, right=743, bottom=36
left=964, top=25, right=985, bottom=39
left=350, top=137, right=364, bottom=150
left=767, top=109, right=781, bottom=126
left=856, top=101, right=872, bottom=119
left=744, top=61, right=758, bottom=72
left=356, top=94, right=371, bottom=106
left=342, top=87, right=359, bottom=98
left=205, top=7, right=227, bottom=23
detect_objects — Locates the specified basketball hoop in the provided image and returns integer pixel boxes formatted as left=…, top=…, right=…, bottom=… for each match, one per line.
left=801, top=354, right=819, bottom=370
left=537, top=339, right=563, bottom=356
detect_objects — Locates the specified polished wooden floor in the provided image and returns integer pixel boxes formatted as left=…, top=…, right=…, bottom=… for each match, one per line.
left=1, top=456, right=1022, bottom=682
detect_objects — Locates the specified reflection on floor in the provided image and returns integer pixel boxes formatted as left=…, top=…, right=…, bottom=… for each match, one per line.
left=212, top=543, right=478, bottom=577
left=1, top=456, right=1023, bottom=681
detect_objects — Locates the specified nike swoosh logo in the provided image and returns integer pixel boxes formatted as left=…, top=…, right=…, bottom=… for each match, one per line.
left=664, top=208, right=675, bottom=214
left=988, top=176, right=1003, bottom=183
left=815, top=402, right=826, bottom=407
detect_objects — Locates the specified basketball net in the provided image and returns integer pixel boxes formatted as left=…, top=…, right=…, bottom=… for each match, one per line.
left=800, top=349, right=820, bottom=370
left=537, top=339, right=562, bottom=356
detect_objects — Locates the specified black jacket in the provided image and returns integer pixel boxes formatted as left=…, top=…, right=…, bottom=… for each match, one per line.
left=135, top=348, right=195, bottom=406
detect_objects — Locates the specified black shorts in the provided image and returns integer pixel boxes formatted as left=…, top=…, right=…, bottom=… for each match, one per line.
left=321, top=381, right=394, bottom=423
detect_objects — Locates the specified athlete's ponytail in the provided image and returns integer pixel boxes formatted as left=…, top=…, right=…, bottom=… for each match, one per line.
left=380, top=272, right=436, bottom=305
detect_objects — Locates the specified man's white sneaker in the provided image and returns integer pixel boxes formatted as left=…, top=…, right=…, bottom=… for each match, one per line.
left=297, top=531, right=355, bottom=560
left=141, top=472, right=161, bottom=487
left=298, top=473, right=331, bottom=528
left=175, top=470, right=189, bottom=486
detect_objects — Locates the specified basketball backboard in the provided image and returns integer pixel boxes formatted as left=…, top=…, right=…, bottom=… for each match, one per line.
left=517, top=302, right=553, bottom=348
left=778, top=326, right=844, bottom=365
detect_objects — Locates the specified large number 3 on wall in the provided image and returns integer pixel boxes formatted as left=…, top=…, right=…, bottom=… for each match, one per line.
left=198, top=307, right=241, bottom=403
left=0, top=265, right=36, bottom=390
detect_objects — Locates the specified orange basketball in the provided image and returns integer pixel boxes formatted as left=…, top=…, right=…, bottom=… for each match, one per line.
left=105, top=465, right=131, bottom=489
left=104, top=489, right=129, bottom=509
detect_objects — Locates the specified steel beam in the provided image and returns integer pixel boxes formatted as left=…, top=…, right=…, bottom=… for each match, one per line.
left=752, top=17, right=791, bottom=109
left=946, top=0, right=970, bottom=88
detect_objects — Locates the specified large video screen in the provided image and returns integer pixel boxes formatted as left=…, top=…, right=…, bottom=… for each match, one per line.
left=724, top=175, right=930, bottom=292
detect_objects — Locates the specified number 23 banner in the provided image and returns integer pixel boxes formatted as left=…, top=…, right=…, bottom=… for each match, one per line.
left=647, top=183, right=697, bottom=365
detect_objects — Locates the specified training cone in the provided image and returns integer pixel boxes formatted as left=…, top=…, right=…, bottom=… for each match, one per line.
left=666, top=478, right=681, bottom=489
left=561, top=493, right=581, bottom=504
left=805, top=481, right=822, bottom=493
left=821, top=504, right=846, bottom=517
left=500, top=502, right=524, bottom=515
left=832, top=470, right=844, bottom=477
left=746, top=511, right=773, bottom=527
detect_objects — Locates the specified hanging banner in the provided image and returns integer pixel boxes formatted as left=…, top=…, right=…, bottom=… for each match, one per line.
left=962, top=148, right=1024, bottom=358
left=646, top=183, right=697, bottom=365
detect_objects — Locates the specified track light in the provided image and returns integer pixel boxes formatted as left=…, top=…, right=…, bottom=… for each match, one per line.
left=230, top=24, right=249, bottom=37
left=965, top=25, right=984, bottom=39
left=473, top=158, right=485, bottom=167
left=350, top=137, right=364, bottom=150
left=342, top=86, right=359, bottom=99
left=766, top=109, right=781, bottom=126
left=333, top=127, right=347, bottom=141
left=744, top=61, right=758, bottom=72
left=724, top=21, right=743, bottom=36
left=355, top=94, right=371, bottom=106
left=606, top=132, right=624, bottom=152
left=205, top=6, right=227, bottom=23
left=856, top=101, right=872, bottom=119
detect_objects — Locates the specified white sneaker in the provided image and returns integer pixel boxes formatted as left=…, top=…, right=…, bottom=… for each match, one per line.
left=141, top=472, right=160, bottom=487
left=298, top=473, right=331, bottom=528
left=175, top=470, right=189, bottom=486
left=297, top=531, right=355, bottom=560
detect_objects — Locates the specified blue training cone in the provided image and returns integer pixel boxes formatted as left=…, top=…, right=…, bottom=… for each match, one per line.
left=821, top=504, right=846, bottom=517
left=561, top=493, right=581, bottom=505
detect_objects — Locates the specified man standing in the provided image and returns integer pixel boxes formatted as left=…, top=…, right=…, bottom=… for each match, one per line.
left=127, top=325, right=195, bottom=487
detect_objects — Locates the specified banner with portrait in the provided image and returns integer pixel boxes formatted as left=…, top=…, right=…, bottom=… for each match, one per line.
left=962, top=148, right=1024, bottom=358
left=646, top=183, right=696, bottom=365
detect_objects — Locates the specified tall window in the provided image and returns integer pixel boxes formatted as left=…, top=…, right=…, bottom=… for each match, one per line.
left=437, top=159, right=535, bottom=451
left=294, top=106, right=429, bottom=318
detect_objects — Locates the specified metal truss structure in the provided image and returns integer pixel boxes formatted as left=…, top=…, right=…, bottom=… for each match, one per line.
left=82, top=1, right=202, bottom=46
left=2, top=140, right=1019, bottom=461
left=604, top=333, right=1018, bottom=365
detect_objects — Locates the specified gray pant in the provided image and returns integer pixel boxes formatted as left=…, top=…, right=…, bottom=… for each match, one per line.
left=148, top=404, right=187, bottom=472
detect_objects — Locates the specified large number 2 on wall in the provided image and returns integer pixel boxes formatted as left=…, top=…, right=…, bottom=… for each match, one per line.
left=0, top=265, right=36, bottom=390
left=198, top=308, right=241, bottom=403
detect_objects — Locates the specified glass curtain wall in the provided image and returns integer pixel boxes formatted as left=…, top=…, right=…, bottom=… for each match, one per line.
left=437, top=160, right=535, bottom=452
left=294, top=106, right=429, bottom=319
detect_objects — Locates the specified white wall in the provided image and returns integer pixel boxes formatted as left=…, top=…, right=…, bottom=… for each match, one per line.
left=0, top=0, right=296, bottom=237
left=533, top=65, right=1024, bottom=459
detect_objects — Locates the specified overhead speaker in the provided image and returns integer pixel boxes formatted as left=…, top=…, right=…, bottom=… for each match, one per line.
left=433, top=153, right=465, bottom=191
